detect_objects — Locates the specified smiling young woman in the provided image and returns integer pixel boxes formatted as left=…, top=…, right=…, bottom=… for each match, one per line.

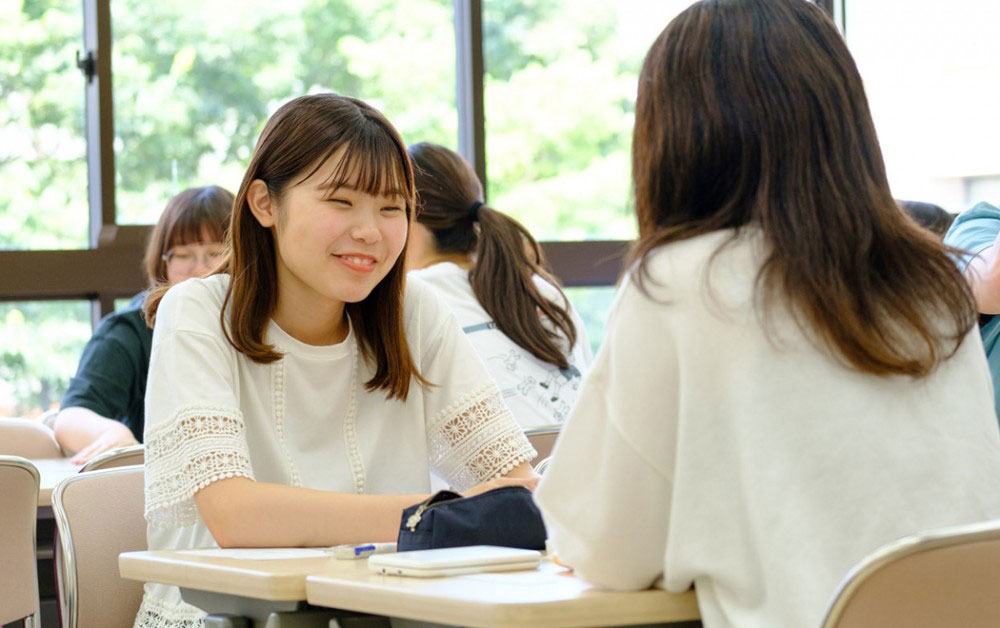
left=137, top=94, right=538, bottom=628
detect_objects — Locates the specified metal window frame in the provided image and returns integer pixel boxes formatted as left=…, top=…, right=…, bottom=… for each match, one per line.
left=0, top=0, right=631, bottom=333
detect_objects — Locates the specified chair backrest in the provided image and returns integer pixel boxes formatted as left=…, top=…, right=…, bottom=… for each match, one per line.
left=822, top=519, right=1000, bottom=628
left=0, top=456, right=41, bottom=626
left=524, top=425, right=561, bottom=464
left=533, top=456, right=553, bottom=475
left=80, top=445, right=144, bottom=472
left=52, top=465, right=146, bottom=628
left=0, top=418, right=63, bottom=458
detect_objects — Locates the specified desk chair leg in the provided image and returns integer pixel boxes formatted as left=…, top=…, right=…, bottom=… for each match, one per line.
left=204, top=615, right=251, bottom=628
left=265, top=610, right=348, bottom=628
left=333, top=617, right=391, bottom=628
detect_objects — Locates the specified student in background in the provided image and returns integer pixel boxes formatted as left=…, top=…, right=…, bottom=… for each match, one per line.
left=943, top=201, right=1000, bottom=422
left=136, top=94, right=536, bottom=627
left=406, top=142, right=592, bottom=427
left=535, top=1, right=1000, bottom=626
left=901, top=199, right=955, bottom=237
left=52, top=185, right=232, bottom=463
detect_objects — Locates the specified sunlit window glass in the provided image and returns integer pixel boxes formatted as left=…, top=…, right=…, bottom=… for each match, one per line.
left=112, top=0, right=457, bottom=224
left=846, top=0, right=1000, bottom=213
left=0, top=1, right=88, bottom=250
left=482, top=0, right=697, bottom=241
left=0, top=301, right=91, bottom=418
left=564, top=286, right=616, bottom=356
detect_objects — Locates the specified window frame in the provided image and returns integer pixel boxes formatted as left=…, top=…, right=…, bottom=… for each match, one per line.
left=0, top=0, right=837, bottom=327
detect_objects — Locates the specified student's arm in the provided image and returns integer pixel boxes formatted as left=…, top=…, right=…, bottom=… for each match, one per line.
left=53, top=407, right=139, bottom=464
left=535, top=278, right=678, bottom=591
left=194, top=468, right=537, bottom=548
left=944, top=202, right=1000, bottom=314
left=57, top=315, right=143, bottom=462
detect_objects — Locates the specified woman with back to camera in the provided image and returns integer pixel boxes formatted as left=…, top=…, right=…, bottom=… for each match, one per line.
left=406, top=142, right=592, bottom=427
left=136, top=94, right=537, bottom=627
left=52, top=185, right=232, bottom=463
left=535, top=1, right=1000, bottom=626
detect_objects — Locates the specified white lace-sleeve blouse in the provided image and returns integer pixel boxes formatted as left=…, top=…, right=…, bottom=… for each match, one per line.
left=133, top=274, right=535, bottom=628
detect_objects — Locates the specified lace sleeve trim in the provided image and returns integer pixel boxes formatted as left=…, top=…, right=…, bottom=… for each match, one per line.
left=427, top=383, right=536, bottom=491
left=134, top=591, right=206, bottom=628
left=144, top=406, right=254, bottom=527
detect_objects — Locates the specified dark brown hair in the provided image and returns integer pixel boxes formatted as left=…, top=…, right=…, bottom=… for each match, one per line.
left=148, top=93, right=424, bottom=399
left=630, top=0, right=975, bottom=377
left=143, top=185, right=233, bottom=287
left=408, top=142, right=577, bottom=369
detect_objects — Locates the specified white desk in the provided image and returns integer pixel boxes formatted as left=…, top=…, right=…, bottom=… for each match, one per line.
left=119, top=549, right=700, bottom=627
left=306, top=558, right=699, bottom=627
left=33, top=457, right=82, bottom=507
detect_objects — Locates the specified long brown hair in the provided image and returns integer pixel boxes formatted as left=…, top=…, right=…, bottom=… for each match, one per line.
left=407, top=142, right=577, bottom=369
left=143, top=185, right=233, bottom=287
left=630, top=0, right=975, bottom=377
left=147, top=93, right=424, bottom=399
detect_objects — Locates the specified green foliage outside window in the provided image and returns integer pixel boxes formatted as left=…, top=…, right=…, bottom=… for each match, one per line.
left=0, top=0, right=691, bottom=416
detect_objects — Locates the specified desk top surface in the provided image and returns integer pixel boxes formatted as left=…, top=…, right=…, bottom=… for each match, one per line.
left=307, top=558, right=699, bottom=628
left=119, top=549, right=700, bottom=627
left=119, top=549, right=338, bottom=601
left=33, top=457, right=81, bottom=507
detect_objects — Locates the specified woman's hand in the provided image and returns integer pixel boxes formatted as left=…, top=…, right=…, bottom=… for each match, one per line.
left=70, top=422, right=139, bottom=464
left=463, top=472, right=540, bottom=497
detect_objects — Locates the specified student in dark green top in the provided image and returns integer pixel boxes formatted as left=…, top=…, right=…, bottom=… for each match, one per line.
left=53, top=185, right=233, bottom=463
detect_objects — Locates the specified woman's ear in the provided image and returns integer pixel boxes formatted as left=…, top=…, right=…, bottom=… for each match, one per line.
left=247, top=180, right=277, bottom=228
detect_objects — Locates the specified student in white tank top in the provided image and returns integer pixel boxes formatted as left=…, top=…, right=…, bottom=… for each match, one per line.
left=405, top=142, right=592, bottom=428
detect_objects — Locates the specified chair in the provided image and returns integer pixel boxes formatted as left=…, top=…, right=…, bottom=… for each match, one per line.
left=525, top=425, right=561, bottom=464
left=822, top=519, right=1000, bottom=628
left=533, top=456, right=553, bottom=475
left=0, top=456, right=41, bottom=627
left=80, top=444, right=144, bottom=472
left=0, top=418, right=63, bottom=458
left=52, top=465, right=146, bottom=628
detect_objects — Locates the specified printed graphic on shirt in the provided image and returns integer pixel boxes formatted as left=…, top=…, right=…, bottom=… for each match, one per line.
left=464, top=319, right=584, bottom=423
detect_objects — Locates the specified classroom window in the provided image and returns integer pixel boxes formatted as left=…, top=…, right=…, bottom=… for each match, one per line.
left=112, top=0, right=457, bottom=223
left=845, top=0, right=1000, bottom=214
left=0, top=300, right=91, bottom=418
left=481, top=0, right=696, bottom=241
left=564, top=286, right=617, bottom=356
left=0, top=0, right=88, bottom=250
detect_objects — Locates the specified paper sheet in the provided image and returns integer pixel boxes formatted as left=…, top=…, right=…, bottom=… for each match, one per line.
left=175, top=548, right=331, bottom=560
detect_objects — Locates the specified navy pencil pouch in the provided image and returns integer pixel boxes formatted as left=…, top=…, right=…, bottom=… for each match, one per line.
left=397, top=486, right=547, bottom=552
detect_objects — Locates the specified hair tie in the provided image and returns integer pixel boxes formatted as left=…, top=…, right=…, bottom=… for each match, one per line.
left=467, top=200, right=483, bottom=222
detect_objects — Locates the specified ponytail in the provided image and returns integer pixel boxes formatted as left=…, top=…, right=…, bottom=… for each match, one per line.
left=408, top=142, right=579, bottom=368
left=471, top=205, right=577, bottom=368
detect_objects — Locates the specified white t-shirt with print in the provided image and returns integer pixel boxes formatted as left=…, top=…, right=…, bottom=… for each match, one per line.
left=409, top=262, right=593, bottom=428
left=134, top=273, right=535, bottom=628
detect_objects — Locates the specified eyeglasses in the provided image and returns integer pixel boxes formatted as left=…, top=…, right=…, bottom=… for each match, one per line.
left=162, top=245, right=225, bottom=272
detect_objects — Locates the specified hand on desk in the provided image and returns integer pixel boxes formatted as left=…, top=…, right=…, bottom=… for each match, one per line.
left=70, top=421, right=138, bottom=464
left=463, top=471, right=540, bottom=497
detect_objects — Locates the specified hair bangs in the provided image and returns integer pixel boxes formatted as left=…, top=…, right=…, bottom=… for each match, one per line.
left=165, top=202, right=226, bottom=249
left=323, top=131, right=411, bottom=204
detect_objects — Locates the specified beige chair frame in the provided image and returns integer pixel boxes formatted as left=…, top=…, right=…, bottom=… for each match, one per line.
left=52, top=465, right=146, bottom=628
left=0, top=455, right=41, bottom=627
left=822, top=518, right=1000, bottom=628
left=79, top=444, right=144, bottom=472
left=525, top=424, right=561, bottom=465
